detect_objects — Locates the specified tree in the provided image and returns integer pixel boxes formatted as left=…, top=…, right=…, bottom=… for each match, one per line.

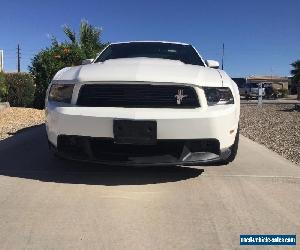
left=291, top=60, right=300, bottom=84
left=29, top=20, right=107, bottom=109
left=291, top=60, right=300, bottom=99
left=63, top=20, right=107, bottom=59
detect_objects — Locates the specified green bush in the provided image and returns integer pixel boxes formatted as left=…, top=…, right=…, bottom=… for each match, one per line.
left=0, top=72, right=8, bottom=102
left=5, top=73, right=35, bottom=107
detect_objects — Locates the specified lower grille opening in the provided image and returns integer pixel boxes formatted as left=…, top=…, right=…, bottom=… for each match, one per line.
left=90, top=139, right=184, bottom=161
left=57, top=135, right=220, bottom=164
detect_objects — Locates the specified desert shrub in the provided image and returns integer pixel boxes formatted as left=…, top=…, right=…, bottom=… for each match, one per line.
left=5, top=73, right=35, bottom=107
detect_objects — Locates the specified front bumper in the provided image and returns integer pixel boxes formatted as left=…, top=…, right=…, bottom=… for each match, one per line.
left=49, top=136, right=232, bottom=166
left=46, top=103, right=239, bottom=165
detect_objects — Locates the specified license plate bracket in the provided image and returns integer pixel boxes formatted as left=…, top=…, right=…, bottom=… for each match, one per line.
left=113, top=120, right=157, bottom=145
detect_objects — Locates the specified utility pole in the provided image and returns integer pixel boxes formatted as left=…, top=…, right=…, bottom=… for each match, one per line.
left=0, top=50, right=3, bottom=72
left=221, top=43, right=224, bottom=70
left=17, top=44, right=21, bottom=72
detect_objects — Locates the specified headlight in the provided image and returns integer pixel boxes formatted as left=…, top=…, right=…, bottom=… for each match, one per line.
left=48, top=84, right=74, bottom=103
left=203, top=87, right=234, bottom=106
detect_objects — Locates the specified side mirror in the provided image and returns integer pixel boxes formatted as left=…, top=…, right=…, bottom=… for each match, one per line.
left=206, top=60, right=219, bottom=69
left=82, top=59, right=94, bottom=65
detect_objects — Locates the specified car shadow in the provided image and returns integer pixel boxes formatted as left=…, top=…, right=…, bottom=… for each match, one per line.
left=0, top=125, right=204, bottom=186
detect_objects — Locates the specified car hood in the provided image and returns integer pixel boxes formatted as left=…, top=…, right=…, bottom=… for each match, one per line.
left=53, top=58, right=224, bottom=87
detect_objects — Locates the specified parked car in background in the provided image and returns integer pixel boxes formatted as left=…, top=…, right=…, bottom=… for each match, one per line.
left=238, top=82, right=265, bottom=99
left=263, top=82, right=280, bottom=99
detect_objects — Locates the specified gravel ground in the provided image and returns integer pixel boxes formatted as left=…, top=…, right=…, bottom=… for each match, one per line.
left=240, top=104, right=300, bottom=165
left=0, top=108, right=45, bottom=140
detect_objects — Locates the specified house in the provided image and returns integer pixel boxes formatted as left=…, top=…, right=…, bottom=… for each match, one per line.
left=246, top=76, right=289, bottom=91
left=232, top=76, right=290, bottom=91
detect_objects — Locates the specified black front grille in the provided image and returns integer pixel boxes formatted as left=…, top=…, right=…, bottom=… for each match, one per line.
left=77, top=84, right=200, bottom=108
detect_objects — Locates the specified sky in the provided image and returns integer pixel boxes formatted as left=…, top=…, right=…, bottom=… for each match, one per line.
left=0, top=0, right=299, bottom=77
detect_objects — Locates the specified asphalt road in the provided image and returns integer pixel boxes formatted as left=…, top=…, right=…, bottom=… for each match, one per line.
left=0, top=125, right=299, bottom=250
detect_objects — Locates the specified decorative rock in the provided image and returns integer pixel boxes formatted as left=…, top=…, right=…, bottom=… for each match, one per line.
left=240, top=104, right=300, bottom=166
left=0, top=107, right=45, bottom=140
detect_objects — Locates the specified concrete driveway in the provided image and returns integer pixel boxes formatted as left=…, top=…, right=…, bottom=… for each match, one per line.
left=0, top=125, right=299, bottom=249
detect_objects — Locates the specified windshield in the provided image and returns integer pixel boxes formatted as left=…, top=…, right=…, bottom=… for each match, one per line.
left=94, top=42, right=205, bottom=66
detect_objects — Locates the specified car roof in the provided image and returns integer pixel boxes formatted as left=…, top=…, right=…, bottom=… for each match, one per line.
left=110, top=41, right=190, bottom=46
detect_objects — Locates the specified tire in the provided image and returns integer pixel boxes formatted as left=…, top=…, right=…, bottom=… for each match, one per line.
left=223, top=127, right=239, bottom=163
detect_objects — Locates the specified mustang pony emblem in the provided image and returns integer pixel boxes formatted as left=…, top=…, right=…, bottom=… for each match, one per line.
left=174, top=89, right=188, bottom=105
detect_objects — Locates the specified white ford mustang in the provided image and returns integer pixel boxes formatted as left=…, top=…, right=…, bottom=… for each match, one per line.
left=46, top=41, right=240, bottom=166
